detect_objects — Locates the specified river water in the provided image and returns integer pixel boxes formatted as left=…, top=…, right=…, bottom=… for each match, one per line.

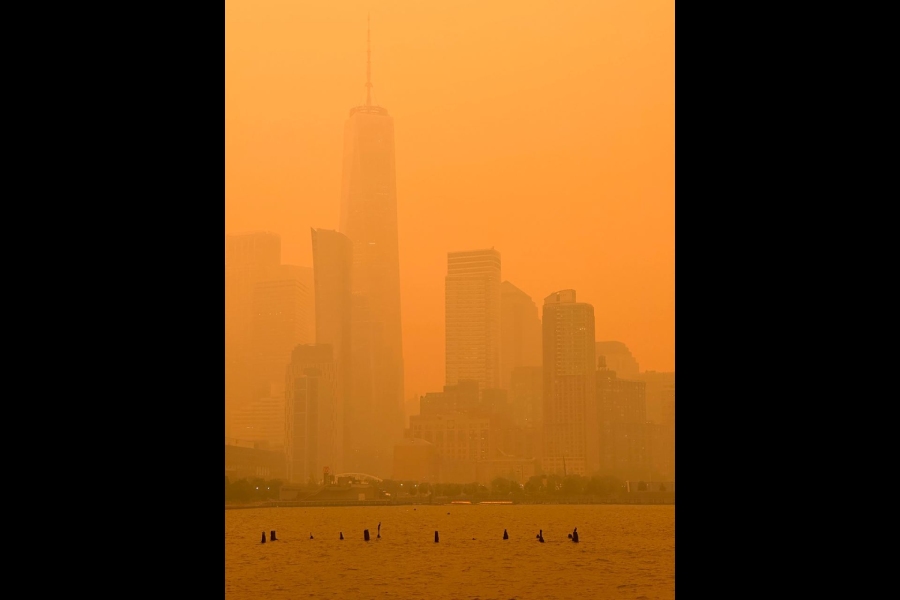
left=225, top=504, right=674, bottom=599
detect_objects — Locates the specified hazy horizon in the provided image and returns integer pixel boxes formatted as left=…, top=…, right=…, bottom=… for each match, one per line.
left=225, top=0, right=674, bottom=399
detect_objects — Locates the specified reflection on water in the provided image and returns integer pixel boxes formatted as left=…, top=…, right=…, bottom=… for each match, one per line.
left=226, top=504, right=674, bottom=600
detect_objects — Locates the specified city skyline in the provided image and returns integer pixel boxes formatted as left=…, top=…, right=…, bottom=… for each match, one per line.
left=226, top=3, right=675, bottom=595
left=225, top=2, right=675, bottom=398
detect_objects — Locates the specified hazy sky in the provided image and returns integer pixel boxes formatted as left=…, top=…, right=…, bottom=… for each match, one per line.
left=225, top=0, right=674, bottom=398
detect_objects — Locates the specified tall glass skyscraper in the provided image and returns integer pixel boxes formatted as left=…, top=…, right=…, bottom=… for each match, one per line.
left=311, top=227, right=353, bottom=470
left=445, top=249, right=502, bottom=391
left=338, top=21, right=405, bottom=475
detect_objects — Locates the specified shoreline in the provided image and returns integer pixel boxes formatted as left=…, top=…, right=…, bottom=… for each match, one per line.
left=226, top=497, right=674, bottom=510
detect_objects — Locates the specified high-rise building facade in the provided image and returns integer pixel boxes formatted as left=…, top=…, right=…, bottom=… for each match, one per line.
left=338, top=29, right=405, bottom=475
left=249, top=266, right=313, bottom=399
left=594, top=341, right=640, bottom=381
left=407, top=411, right=492, bottom=462
left=659, top=382, right=674, bottom=479
left=500, top=281, right=542, bottom=390
left=634, top=371, right=675, bottom=424
left=311, top=228, right=354, bottom=465
left=596, top=359, right=649, bottom=478
left=294, top=265, right=316, bottom=344
left=225, top=232, right=282, bottom=435
left=420, top=380, right=481, bottom=417
left=511, top=365, right=543, bottom=427
left=542, top=290, right=597, bottom=476
left=347, top=293, right=376, bottom=472
left=233, top=395, right=286, bottom=452
left=285, top=344, right=343, bottom=484
left=445, top=249, right=502, bottom=391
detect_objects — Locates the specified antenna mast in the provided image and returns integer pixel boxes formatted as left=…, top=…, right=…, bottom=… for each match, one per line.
left=366, top=14, right=372, bottom=106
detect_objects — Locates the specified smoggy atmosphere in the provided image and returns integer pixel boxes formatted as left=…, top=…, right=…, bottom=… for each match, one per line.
left=226, top=3, right=674, bottom=598
left=226, top=0, right=674, bottom=401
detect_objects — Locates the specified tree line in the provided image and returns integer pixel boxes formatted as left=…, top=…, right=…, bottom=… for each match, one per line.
left=225, top=473, right=666, bottom=504
left=377, top=474, right=631, bottom=499
left=225, top=476, right=284, bottom=502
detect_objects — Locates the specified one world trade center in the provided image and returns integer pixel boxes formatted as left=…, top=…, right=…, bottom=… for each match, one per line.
left=338, top=18, right=405, bottom=476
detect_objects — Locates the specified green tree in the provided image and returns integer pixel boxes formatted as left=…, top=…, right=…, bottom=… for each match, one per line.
left=491, top=477, right=511, bottom=495
left=638, top=480, right=647, bottom=491
left=228, top=479, right=253, bottom=502
left=562, top=475, right=585, bottom=496
left=658, top=483, right=666, bottom=492
left=524, top=475, right=543, bottom=495
left=592, top=475, right=624, bottom=496
left=546, top=474, right=563, bottom=494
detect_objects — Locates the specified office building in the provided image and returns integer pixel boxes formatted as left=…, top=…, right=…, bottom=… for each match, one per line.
left=500, top=281, right=542, bottom=390
left=249, top=267, right=313, bottom=399
left=510, top=365, right=543, bottom=427
left=542, top=289, right=597, bottom=476
left=594, top=341, right=640, bottom=380
left=285, top=344, right=342, bottom=484
left=339, top=26, right=405, bottom=470
left=445, top=249, right=502, bottom=391
left=596, top=358, right=649, bottom=478
left=634, top=371, right=675, bottom=424
left=225, top=232, right=281, bottom=434
left=311, top=228, right=354, bottom=465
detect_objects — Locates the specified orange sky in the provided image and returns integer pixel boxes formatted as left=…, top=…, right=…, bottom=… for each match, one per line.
left=225, top=0, right=674, bottom=398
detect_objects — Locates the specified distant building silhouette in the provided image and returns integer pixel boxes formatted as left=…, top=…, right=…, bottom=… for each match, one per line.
left=659, top=379, right=675, bottom=479
left=285, top=344, right=343, bottom=484
left=542, top=290, right=597, bottom=476
left=501, top=281, right=542, bottom=390
left=225, top=232, right=281, bottom=435
left=420, top=380, right=481, bottom=416
left=632, top=371, right=674, bottom=479
left=661, top=384, right=674, bottom=429
left=481, top=388, right=511, bottom=417
left=339, top=29, right=405, bottom=474
left=311, top=228, right=354, bottom=472
left=633, top=371, right=675, bottom=424
left=596, top=358, right=649, bottom=478
left=347, top=293, right=377, bottom=473
left=404, top=377, right=538, bottom=484
left=511, top=366, right=543, bottom=427
left=445, top=249, right=502, bottom=391
left=407, top=411, right=491, bottom=482
left=403, top=392, right=420, bottom=424
left=594, top=341, right=640, bottom=380
left=233, top=395, right=286, bottom=452
left=250, top=265, right=313, bottom=399
left=225, top=437, right=286, bottom=480
left=508, top=366, right=544, bottom=469
left=296, top=265, right=315, bottom=344
left=392, top=438, right=439, bottom=482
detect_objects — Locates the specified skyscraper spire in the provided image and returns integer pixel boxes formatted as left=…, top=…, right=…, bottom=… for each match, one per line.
left=366, top=14, right=372, bottom=106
